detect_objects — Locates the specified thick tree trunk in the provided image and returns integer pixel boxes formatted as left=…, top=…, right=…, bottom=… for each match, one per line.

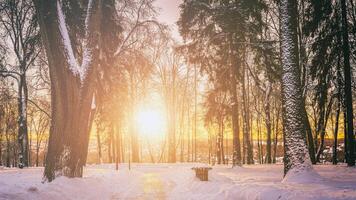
left=280, top=0, right=312, bottom=176
left=340, top=0, right=355, bottom=167
left=35, top=0, right=101, bottom=181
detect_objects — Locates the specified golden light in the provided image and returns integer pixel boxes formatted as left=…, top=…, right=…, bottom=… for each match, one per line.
left=135, top=109, right=166, bottom=138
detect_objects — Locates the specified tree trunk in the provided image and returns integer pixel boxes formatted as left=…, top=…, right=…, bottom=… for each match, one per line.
left=6, top=135, right=10, bottom=167
left=168, top=76, right=176, bottom=163
left=333, top=98, right=341, bottom=165
left=129, top=76, right=140, bottom=163
left=36, top=146, right=39, bottom=167
left=96, top=129, right=102, bottom=164
left=193, top=65, right=197, bottom=162
left=304, top=106, right=316, bottom=164
left=231, top=80, right=241, bottom=166
left=230, top=36, right=241, bottom=166
left=0, top=135, right=2, bottom=166
left=265, top=81, right=272, bottom=164
left=257, top=111, right=262, bottom=164
left=280, top=0, right=312, bottom=176
left=35, top=0, right=102, bottom=181
left=340, top=0, right=355, bottom=167
left=273, top=105, right=280, bottom=163
left=316, top=97, right=334, bottom=162
left=108, top=130, right=112, bottom=163
left=17, top=74, right=29, bottom=168
left=187, top=108, right=191, bottom=162
left=242, top=63, right=254, bottom=164
left=344, top=106, right=348, bottom=163
left=115, top=122, right=122, bottom=168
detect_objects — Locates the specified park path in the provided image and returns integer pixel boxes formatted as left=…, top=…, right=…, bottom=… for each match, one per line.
left=139, top=172, right=166, bottom=200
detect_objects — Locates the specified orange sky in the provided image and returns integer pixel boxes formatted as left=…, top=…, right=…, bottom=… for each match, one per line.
left=154, top=0, right=182, bottom=41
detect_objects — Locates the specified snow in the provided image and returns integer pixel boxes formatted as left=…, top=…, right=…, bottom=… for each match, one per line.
left=57, top=0, right=81, bottom=78
left=1, top=164, right=356, bottom=200
left=80, top=0, right=94, bottom=82
left=56, top=0, right=93, bottom=82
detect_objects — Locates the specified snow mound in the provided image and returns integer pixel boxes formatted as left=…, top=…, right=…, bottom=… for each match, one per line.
left=283, top=166, right=323, bottom=184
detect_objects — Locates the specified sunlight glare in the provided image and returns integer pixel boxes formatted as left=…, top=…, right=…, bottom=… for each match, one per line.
left=135, top=109, right=166, bottom=138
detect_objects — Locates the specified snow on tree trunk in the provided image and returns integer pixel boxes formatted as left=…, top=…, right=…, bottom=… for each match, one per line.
left=279, top=0, right=312, bottom=177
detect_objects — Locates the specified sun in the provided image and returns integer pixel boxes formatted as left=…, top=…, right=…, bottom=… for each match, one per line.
left=135, top=109, right=166, bottom=138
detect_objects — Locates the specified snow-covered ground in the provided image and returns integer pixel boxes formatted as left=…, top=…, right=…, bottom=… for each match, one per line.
left=1, top=163, right=356, bottom=200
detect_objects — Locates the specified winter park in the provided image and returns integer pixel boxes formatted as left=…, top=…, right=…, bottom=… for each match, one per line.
left=1, top=0, right=356, bottom=199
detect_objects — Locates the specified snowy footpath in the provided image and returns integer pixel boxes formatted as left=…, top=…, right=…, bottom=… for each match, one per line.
left=1, top=163, right=356, bottom=200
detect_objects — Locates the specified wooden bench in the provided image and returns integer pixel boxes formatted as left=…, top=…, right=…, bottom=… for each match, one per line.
left=192, top=167, right=212, bottom=181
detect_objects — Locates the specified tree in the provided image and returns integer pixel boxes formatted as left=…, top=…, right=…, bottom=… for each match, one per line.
left=279, top=0, right=312, bottom=176
left=340, top=0, right=355, bottom=167
left=304, top=0, right=356, bottom=164
left=0, top=86, right=18, bottom=167
left=204, top=88, right=230, bottom=164
left=0, top=0, right=40, bottom=168
left=34, top=0, right=121, bottom=181
left=178, top=0, right=267, bottom=165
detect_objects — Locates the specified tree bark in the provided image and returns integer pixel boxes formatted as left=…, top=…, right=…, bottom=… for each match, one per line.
left=242, top=63, right=254, bottom=164
left=333, top=98, right=341, bottom=165
left=96, top=128, right=102, bottom=164
left=17, top=73, right=29, bottom=168
left=280, top=0, right=312, bottom=176
left=230, top=34, right=242, bottom=166
left=340, top=0, right=355, bottom=167
left=265, top=81, right=272, bottom=164
left=231, top=84, right=241, bottom=166
left=35, top=0, right=104, bottom=181
left=304, top=106, right=316, bottom=164
left=316, top=97, right=334, bottom=162
left=273, top=103, right=280, bottom=163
